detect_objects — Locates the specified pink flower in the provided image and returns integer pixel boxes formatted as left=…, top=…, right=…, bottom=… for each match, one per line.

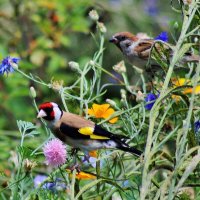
left=43, top=139, right=67, bottom=167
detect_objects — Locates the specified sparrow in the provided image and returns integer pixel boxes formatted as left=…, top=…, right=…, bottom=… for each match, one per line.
left=109, top=31, right=199, bottom=71
left=37, top=102, right=142, bottom=156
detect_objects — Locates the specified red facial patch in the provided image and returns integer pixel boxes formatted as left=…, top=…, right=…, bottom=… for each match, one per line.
left=39, top=102, right=52, bottom=110
left=50, top=110, right=55, bottom=117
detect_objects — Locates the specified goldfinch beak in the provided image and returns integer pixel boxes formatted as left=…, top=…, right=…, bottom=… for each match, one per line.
left=37, top=110, right=47, bottom=118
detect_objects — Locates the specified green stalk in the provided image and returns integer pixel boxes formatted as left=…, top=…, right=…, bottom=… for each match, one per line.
left=140, top=1, right=198, bottom=199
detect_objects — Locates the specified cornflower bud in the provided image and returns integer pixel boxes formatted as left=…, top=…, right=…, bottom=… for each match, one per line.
left=136, top=91, right=144, bottom=103
left=113, top=61, right=126, bottom=74
left=173, top=22, right=179, bottom=29
left=89, top=60, right=95, bottom=66
left=120, top=89, right=126, bottom=100
left=51, top=80, right=64, bottom=91
left=97, top=22, right=107, bottom=33
left=68, top=61, right=80, bottom=72
left=106, top=99, right=116, bottom=107
left=89, top=10, right=99, bottom=21
left=24, top=159, right=37, bottom=172
left=30, top=86, right=37, bottom=98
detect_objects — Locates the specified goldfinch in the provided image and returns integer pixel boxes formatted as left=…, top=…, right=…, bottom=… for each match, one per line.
left=37, top=102, right=142, bottom=156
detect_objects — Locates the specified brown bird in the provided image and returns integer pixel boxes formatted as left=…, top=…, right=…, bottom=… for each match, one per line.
left=109, top=31, right=199, bottom=71
left=37, top=102, right=142, bottom=156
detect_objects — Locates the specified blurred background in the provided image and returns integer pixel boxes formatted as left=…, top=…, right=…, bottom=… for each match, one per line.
left=0, top=0, right=182, bottom=130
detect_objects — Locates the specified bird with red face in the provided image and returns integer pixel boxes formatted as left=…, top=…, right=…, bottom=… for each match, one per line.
left=109, top=31, right=199, bottom=71
left=37, top=102, right=142, bottom=156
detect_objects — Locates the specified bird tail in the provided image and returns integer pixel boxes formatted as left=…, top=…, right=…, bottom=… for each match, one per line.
left=117, top=144, right=142, bottom=156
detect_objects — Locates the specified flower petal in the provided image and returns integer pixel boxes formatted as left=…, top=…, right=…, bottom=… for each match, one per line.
left=183, top=86, right=200, bottom=94
left=109, top=117, right=118, bottom=124
left=89, top=150, right=98, bottom=158
left=102, top=108, right=114, bottom=119
left=75, top=172, right=96, bottom=180
left=88, top=108, right=95, bottom=116
left=92, top=103, right=111, bottom=118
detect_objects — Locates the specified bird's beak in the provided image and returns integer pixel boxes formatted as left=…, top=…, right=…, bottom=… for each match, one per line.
left=109, top=36, right=118, bottom=44
left=37, top=109, right=47, bottom=118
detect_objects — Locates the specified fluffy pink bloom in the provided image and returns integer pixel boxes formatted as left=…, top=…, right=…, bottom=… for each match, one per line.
left=43, top=139, right=67, bottom=167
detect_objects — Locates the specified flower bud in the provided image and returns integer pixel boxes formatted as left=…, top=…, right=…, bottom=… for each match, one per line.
left=51, top=80, right=63, bottom=91
left=89, top=60, right=95, bottom=66
left=24, top=159, right=37, bottom=172
left=97, top=22, right=107, bottom=33
left=68, top=61, right=80, bottom=72
left=106, top=99, right=116, bottom=107
left=30, top=86, right=36, bottom=98
left=113, top=61, right=126, bottom=74
left=89, top=10, right=99, bottom=21
left=173, top=22, right=179, bottom=29
left=194, top=37, right=198, bottom=43
left=120, top=89, right=126, bottom=100
left=136, top=91, right=144, bottom=103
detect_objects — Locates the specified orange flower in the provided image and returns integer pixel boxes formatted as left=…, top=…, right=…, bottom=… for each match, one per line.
left=88, top=103, right=118, bottom=123
left=89, top=150, right=98, bottom=158
left=183, top=86, right=200, bottom=95
left=66, top=169, right=96, bottom=180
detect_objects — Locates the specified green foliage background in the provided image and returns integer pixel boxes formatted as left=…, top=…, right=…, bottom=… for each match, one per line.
left=0, top=0, right=200, bottom=199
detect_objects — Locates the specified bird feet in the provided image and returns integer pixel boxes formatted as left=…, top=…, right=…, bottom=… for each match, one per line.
left=70, top=148, right=79, bottom=157
left=70, top=163, right=81, bottom=173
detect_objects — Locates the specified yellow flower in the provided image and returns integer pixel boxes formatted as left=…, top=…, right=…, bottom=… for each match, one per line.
left=66, top=169, right=96, bottom=180
left=172, top=78, right=191, bottom=87
left=172, top=78, right=200, bottom=95
left=88, top=103, right=118, bottom=123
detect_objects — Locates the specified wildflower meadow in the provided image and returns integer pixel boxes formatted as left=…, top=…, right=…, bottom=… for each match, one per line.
left=0, top=0, right=200, bottom=199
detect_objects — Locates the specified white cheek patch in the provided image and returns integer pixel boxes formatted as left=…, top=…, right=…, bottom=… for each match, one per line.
left=52, top=106, right=62, bottom=124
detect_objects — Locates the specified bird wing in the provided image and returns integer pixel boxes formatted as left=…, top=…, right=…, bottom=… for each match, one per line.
left=59, top=123, right=112, bottom=140
left=79, top=124, right=129, bottom=143
left=58, top=112, right=129, bottom=141
left=59, top=122, right=128, bottom=142
left=135, top=39, right=171, bottom=60
left=134, top=39, right=154, bottom=59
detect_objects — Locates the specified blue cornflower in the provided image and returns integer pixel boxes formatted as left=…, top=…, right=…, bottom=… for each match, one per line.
left=145, top=93, right=158, bottom=110
left=194, top=120, right=200, bottom=133
left=154, top=32, right=168, bottom=42
left=0, top=56, right=20, bottom=75
left=34, top=174, right=48, bottom=188
left=34, top=175, right=66, bottom=192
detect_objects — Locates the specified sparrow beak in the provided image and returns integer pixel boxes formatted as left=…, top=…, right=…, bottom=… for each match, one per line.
left=37, top=109, right=47, bottom=118
left=109, top=37, right=118, bottom=44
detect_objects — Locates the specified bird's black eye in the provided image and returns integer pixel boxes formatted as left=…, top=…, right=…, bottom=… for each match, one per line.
left=42, top=107, right=54, bottom=121
left=121, top=36, right=126, bottom=40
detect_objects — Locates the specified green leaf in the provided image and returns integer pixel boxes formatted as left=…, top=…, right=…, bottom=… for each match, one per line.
left=17, top=146, right=35, bottom=159
left=175, top=43, right=194, bottom=63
